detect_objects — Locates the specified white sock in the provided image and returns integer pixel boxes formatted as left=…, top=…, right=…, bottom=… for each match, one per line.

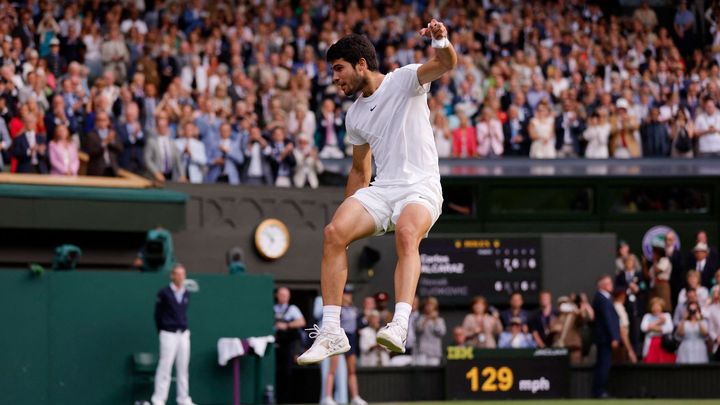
left=391, top=302, right=412, bottom=329
left=322, top=305, right=341, bottom=330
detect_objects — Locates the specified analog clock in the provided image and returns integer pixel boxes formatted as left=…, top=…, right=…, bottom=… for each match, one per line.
left=254, top=218, right=290, bottom=260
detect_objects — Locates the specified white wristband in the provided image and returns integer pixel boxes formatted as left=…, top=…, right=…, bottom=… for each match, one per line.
left=432, top=37, right=450, bottom=49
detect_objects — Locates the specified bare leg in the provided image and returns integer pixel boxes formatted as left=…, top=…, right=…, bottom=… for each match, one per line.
left=325, top=356, right=339, bottom=398
left=347, top=354, right=360, bottom=399
left=393, top=204, right=433, bottom=305
left=321, top=198, right=377, bottom=306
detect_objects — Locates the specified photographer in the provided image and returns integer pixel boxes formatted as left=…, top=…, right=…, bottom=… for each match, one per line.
left=676, top=301, right=709, bottom=364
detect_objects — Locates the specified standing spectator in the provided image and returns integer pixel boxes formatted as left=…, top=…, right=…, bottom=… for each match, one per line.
left=451, top=326, right=471, bottom=347
left=100, top=25, right=130, bottom=85
left=640, top=107, right=671, bottom=157
left=12, top=113, right=48, bottom=174
left=0, top=118, right=10, bottom=171
left=550, top=295, right=593, bottom=364
left=674, top=0, right=696, bottom=55
left=151, top=263, right=195, bottom=405
left=641, top=297, right=676, bottom=363
left=414, top=297, right=446, bottom=366
left=462, top=296, right=503, bottom=348
left=583, top=112, right=611, bottom=159
left=317, top=98, right=344, bottom=159
left=610, top=99, right=641, bottom=158
left=293, top=134, right=323, bottom=189
left=476, top=107, right=503, bottom=158
left=269, top=126, right=296, bottom=187
left=175, top=122, right=207, bottom=184
left=667, top=231, right=687, bottom=310
left=689, top=240, right=720, bottom=289
left=145, top=111, right=184, bottom=183
left=359, top=310, right=389, bottom=367
left=44, top=37, right=66, bottom=79
left=612, top=288, right=638, bottom=364
left=633, top=0, right=659, bottom=30
left=669, top=109, right=695, bottom=158
left=500, top=291, right=530, bottom=331
left=452, top=111, right=477, bottom=158
left=207, top=123, right=243, bottom=185
left=274, top=287, right=307, bottom=405
left=432, top=111, right=452, bottom=158
left=84, top=111, right=122, bottom=177
left=592, top=275, right=620, bottom=399
left=117, top=101, right=145, bottom=174
left=677, top=270, right=711, bottom=312
left=156, top=45, right=179, bottom=94
left=615, top=255, right=648, bottom=354
left=676, top=301, right=709, bottom=364
left=498, top=317, right=536, bottom=349
left=554, top=98, right=584, bottom=158
left=707, top=288, right=720, bottom=361
left=48, top=124, right=79, bottom=176
left=243, top=126, right=273, bottom=185
left=503, top=105, right=528, bottom=157
left=648, top=241, right=673, bottom=312
left=528, top=102, right=556, bottom=159
left=694, top=97, right=720, bottom=157
left=615, top=240, right=641, bottom=274
left=529, top=291, right=558, bottom=349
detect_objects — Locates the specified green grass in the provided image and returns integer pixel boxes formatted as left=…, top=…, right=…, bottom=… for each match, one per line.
left=375, top=401, right=719, bottom=405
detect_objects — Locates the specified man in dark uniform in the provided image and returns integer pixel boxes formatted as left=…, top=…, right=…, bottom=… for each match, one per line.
left=151, top=264, right=195, bottom=405
left=592, top=274, right=620, bottom=399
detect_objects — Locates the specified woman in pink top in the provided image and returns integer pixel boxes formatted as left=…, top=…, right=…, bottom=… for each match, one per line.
left=49, top=124, right=79, bottom=176
left=476, top=107, right=504, bottom=157
left=452, top=111, right=477, bottom=158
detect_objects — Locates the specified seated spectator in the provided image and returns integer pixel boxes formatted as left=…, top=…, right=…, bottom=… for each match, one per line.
left=175, top=122, right=207, bottom=184
left=476, top=107, right=503, bottom=158
left=462, top=296, right=502, bottom=348
left=528, top=101, right=556, bottom=159
left=500, top=291, right=529, bottom=331
left=207, top=123, right=243, bottom=185
left=676, top=301, right=709, bottom=364
left=243, top=126, right=273, bottom=185
left=529, top=291, right=558, bottom=349
left=293, top=134, right=323, bottom=189
left=677, top=270, right=710, bottom=311
left=144, top=111, right=183, bottom=183
left=48, top=125, right=79, bottom=176
left=117, top=101, right=145, bottom=174
left=414, top=297, right=446, bottom=366
left=549, top=296, right=591, bottom=364
left=359, top=310, right=389, bottom=367
left=612, top=288, right=638, bottom=363
left=640, top=297, right=675, bottom=363
left=498, top=317, right=536, bottom=349
left=269, top=126, right=295, bottom=187
left=583, top=112, right=610, bottom=159
left=12, top=113, right=48, bottom=174
left=452, top=111, right=477, bottom=158
left=451, top=326, right=472, bottom=347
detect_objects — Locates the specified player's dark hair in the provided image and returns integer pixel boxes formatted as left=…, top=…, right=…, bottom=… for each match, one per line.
left=326, top=34, right=379, bottom=71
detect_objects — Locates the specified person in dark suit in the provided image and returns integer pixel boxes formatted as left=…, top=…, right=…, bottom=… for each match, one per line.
left=12, top=113, right=48, bottom=174
left=592, top=274, right=620, bottom=398
left=503, top=105, right=529, bottom=156
left=83, top=111, right=123, bottom=176
left=151, top=263, right=195, bottom=405
left=116, top=102, right=145, bottom=174
left=688, top=241, right=719, bottom=289
left=614, top=255, right=648, bottom=356
left=554, top=98, right=585, bottom=157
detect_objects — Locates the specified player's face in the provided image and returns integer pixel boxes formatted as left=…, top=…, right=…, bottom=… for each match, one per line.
left=331, top=59, right=364, bottom=96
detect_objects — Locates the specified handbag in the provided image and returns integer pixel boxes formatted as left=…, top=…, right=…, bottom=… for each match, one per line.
left=661, top=333, right=679, bottom=353
left=674, top=127, right=692, bottom=153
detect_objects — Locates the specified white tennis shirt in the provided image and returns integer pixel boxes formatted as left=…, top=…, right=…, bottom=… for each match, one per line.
left=345, top=64, right=440, bottom=187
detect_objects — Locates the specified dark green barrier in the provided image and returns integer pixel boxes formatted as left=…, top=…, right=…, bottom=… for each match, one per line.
left=0, top=269, right=274, bottom=405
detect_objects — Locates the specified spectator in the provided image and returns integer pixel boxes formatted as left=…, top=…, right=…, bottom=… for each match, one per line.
left=0, top=118, right=10, bottom=171
left=583, top=112, right=611, bottom=159
left=451, top=111, right=477, bottom=158
left=101, top=25, right=130, bottom=85
left=273, top=287, right=307, bottom=404
left=648, top=240, right=673, bottom=312
left=175, top=122, right=207, bottom=185
left=669, top=109, right=695, bottom=158
left=317, top=98, right=344, bottom=159
left=633, top=0, right=659, bottom=31
left=462, top=296, right=502, bottom=349
left=269, top=126, right=296, bottom=187
left=678, top=270, right=711, bottom=312
left=498, top=317, right=536, bottom=349
left=688, top=241, right=719, bottom=289
left=44, top=37, right=66, bottom=79
left=293, top=134, right=323, bottom=189
left=84, top=111, right=122, bottom=177
left=528, top=102, right=556, bottom=159
left=117, top=101, right=145, bottom=174
left=550, top=295, right=592, bottom=364
left=615, top=240, right=641, bottom=274
left=451, top=326, right=471, bottom=347
left=207, top=122, right=243, bottom=185
left=144, top=111, right=183, bottom=183
left=432, top=111, right=452, bottom=158
left=674, top=0, right=696, bottom=55
left=414, top=297, right=446, bottom=366
left=612, top=288, right=638, bottom=364
left=610, top=99, right=641, bottom=158
left=12, top=113, right=48, bottom=174
left=529, top=291, right=558, bottom=349
left=694, top=97, right=720, bottom=157
left=48, top=124, right=78, bottom=176
left=641, top=297, right=676, bottom=363
left=676, top=301, right=709, bottom=364
left=592, top=274, right=620, bottom=399
left=476, top=107, right=504, bottom=158
left=503, top=105, right=528, bottom=157
left=640, top=107, right=671, bottom=157
left=615, top=254, right=648, bottom=353
left=674, top=288, right=706, bottom=325
left=501, top=292, right=529, bottom=331
left=666, top=231, right=687, bottom=310
left=243, top=126, right=273, bottom=185
left=555, top=97, right=585, bottom=158
left=358, top=310, right=389, bottom=367
left=707, top=288, right=720, bottom=361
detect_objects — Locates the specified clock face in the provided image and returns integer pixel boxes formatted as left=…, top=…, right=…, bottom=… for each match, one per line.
left=255, top=219, right=290, bottom=260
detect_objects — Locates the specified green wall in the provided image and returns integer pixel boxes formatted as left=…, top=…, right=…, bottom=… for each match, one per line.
left=0, top=270, right=274, bottom=405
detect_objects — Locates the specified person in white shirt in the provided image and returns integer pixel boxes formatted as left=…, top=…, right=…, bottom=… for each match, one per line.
left=175, top=122, right=207, bottom=184
left=694, top=97, right=720, bottom=156
left=583, top=111, right=611, bottom=158
left=298, top=21, right=457, bottom=365
left=358, top=310, right=390, bottom=367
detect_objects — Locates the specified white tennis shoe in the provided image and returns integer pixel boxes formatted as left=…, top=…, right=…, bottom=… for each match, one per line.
left=296, top=324, right=350, bottom=365
left=376, top=321, right=407, bottom=353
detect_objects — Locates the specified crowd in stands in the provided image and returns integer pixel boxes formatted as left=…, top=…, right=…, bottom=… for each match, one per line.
left=2, top=1, right=720, bottom=187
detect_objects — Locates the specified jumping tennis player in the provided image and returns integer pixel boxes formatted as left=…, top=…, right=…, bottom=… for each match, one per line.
left=298, top=19, right=457, bottom=365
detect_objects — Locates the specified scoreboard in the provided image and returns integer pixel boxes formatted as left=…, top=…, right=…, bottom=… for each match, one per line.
left=418, top=236, right=542, bottom=306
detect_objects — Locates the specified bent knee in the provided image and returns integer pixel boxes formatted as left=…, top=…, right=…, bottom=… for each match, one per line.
left=395, top=225, right=422, bottom=253
left=324, top=222, right=349, bottom=247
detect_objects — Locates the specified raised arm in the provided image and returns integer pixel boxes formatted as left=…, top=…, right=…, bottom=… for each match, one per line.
left=344, top=143, right=372, bottom=199
left=416, top=19, right=458, bottom=86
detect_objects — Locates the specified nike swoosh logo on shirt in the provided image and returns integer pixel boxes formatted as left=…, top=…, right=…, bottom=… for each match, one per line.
left=370, top=105, right=377, bottom=111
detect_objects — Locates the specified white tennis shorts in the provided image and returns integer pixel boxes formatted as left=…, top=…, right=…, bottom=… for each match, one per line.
left=350, top=181, right=443, bottom=236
